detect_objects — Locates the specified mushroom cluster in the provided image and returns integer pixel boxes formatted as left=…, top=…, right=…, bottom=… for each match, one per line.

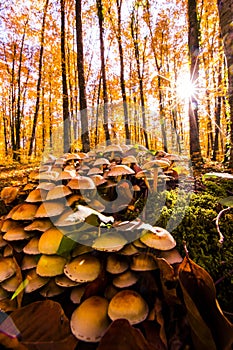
left=0, top=145, right=183, bottom=346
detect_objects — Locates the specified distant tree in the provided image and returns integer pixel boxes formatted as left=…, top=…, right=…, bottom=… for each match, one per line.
left=96, top=0, right=111, bottom=144
left=130, top=4, right=149, bottom=149
left=28, top=0, right=49, bottom=158
left=187, top=0, right=203, bottom=165
left=217, top=0, right=233, bottom=167
left=108, top=0, right=131, bottom=143
left=61, top=0, right=71, bottom=152
left=75, top=0, right=90, bottom=152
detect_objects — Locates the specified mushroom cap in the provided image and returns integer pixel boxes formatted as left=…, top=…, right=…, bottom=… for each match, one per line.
left=142, top=159, right=170, bottom=170
left=54, top=208, right=82, bottom=227
left=35, top=201, right=65, bottom=218
left=23, top=237, right=40, bottom=255
left=24, top=268, right=49, bottom=293
left=21, top=255, right=38, bottom=270
left=0, top=257, right=16, bottom=282
left=55, top=275, right=80, bottom=288
left=36, top=182, right=56, bottom=191
left=36, top=254, right=67, bottom=277
left=10, top=203, right=38, bottom=221
left=67, top=176, right=96, bottom=190
left=64, top=153, right=81, bottom=161
left=87, top=167, right=103, bottom=176
left=65, top=194, right=88, bottom=207
left=70, top=296, right=110, bottom=342
left=107, top=165, right=135, bottom=177
left=88, top=199, right=105, bottom=212
left=38, top=227, right=64, bottom=255
left=159, top=248, right=183, bottom=264
left=45, top=185, right=72, bottom=200
left=90, top=174, right=107, bottom=187
left=92, top=232, right=127, bottom=252
left=64, top=254, right=101, bottom=282
left=0, top=286, right=9, bottom=300
left=3, top=226, right=31, bottom=241
left=93, top=158, right=110, bottom=166
left=108, top=290, right=149, bottom=325
left=1, top=219, right=20, bottom=232
left=1, top=187, right=19, bottom=205
left=36, top=170, right=60, bottom=181
left=0, top=234, right=7, bottom=248
left=103, top=144, right=123, bottom=154
left=56, top=170, right=76, bottom=181
left=106, top=254, right=129, bottom=274
left=1, top=274, right=20, bottom=292
left=25, top=189, right=47, bottom=203
left=140, top=226, right=176, bottom=250
left=24, top=218, right=53, bottom=232
left=121, top=156, right=137, bottom=164
left=130, top=253, right=157, bottom=271
left=118, top=243, right=139, bottom=256
left=71, top=243, right=93, bottom=257
left=39, top=278, right=64, bottom=297
left=164, top=153, right=182, bottom=161
left=112, top=270, right=138, bottom=288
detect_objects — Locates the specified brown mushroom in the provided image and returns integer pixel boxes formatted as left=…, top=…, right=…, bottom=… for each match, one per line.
left=70, top=296, right=110, bottom=342
left=108, top=289, right=149, bottom=325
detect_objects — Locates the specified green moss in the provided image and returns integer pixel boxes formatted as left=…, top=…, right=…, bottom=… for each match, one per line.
left=148, top=189, right=233, bottom=315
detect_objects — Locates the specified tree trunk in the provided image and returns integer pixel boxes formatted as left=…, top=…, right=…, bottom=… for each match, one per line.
left=75, top=0, right=90, bottom=152
left=130, top=8, right=149, bottom=149
left=187, top=0, right=203, bottom=166
left=28, top=0, right=49, bottom=157
left=15, top=20, right=28, bottom=162
left=96, top=0, right=110, bottom=144
left=116, top=0, right=130, bottom=143
left=217, top=0, right=233, bottom=167
left=61, top=0, right=71, bottom=153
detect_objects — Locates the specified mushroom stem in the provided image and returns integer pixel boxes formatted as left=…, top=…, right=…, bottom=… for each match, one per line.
left=153, top=167, right=159, bottom=192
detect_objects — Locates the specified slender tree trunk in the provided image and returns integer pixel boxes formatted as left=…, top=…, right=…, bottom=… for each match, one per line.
left=28, top=0, right=49, bottom=157
left=217, top=0, right=233, bottom=167
left=116, top=0, right=130, bottom=143
left=96, top=0, right=110, bottom=144
left=130, top=8, right=149, bottom=149
left=187, top=0, right=203, bottom=165
left=212, top=51, right=223, bottom=161
left=15, top=20, right=28, bottom=162
left=144, top=0, right=168, bottom=152
left=41, top=85, right=45, bottom=152
left=75, top=0, right=90, bottom=152
left=61, top=0, right=71, bottom=153
left=48, top=73, right=53, bottom=149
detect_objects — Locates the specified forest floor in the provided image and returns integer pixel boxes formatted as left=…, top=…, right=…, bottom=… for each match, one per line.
left=0, top=162, right=40, bottom=192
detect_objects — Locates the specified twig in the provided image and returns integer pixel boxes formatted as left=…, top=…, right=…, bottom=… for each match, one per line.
left=215, top=269, right=233, bottom=286
left=215, top=207, right=231, bottom=244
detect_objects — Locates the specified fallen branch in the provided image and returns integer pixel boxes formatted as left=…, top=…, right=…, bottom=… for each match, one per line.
left=215, top=206, right=231, bottom=244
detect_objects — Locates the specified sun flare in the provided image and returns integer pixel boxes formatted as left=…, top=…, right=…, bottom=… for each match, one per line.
left=176, top=73, right=196, bottom=100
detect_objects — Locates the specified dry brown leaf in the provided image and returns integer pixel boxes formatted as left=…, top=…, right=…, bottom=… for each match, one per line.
left=179, top=256, right=233, bottom=350
left=97, top=318, right=156, bottom=350
left=11, top=300, right=78, bottom=350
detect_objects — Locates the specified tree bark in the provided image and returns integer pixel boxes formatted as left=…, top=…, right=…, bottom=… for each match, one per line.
left=116, top=0, right=130, bottom=143
left=130, top=8, right=149, bottom=149
left=187, top=0, right=203, bottom=166
left=28, top=0, right=49, bottom=157
left=217, top=0, right=233, bottom=167
left=96, top=0, right=110, bottom=144
left=75, top=0, right=90, bottom=152
left=61, top=0, right=71, bottom=153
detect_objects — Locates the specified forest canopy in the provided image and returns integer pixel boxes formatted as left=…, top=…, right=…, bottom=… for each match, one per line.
left=0, top=0, right=231, bottom=165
